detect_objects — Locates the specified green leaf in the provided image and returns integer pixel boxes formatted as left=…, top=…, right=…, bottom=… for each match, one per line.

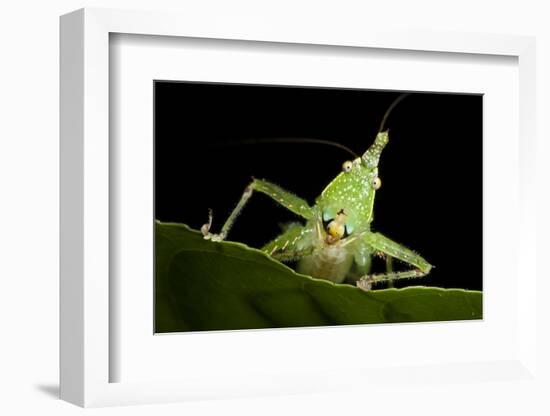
left=155, top=222, right=482, bottom=332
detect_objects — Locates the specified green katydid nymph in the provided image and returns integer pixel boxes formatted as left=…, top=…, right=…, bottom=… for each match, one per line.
left=201, top=94, right=432, bottom=291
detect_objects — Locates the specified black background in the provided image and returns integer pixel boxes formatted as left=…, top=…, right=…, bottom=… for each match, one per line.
left=155, top=82, right=482, bottom=291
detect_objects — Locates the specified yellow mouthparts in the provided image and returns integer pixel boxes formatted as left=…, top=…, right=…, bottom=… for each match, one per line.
left=326, top=210, right=347, bottom=242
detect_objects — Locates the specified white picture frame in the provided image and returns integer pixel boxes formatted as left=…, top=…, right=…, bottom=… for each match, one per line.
left=60, top=7, right=538, bottom=408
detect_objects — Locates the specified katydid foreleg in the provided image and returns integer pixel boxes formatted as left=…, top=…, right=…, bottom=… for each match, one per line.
left=202, top=178, right=314, bottom=242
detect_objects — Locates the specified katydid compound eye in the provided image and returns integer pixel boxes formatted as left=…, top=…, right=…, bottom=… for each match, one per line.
left=372, top=177, right=382, bottom=190
left=342, top=161, right=353, bottom=173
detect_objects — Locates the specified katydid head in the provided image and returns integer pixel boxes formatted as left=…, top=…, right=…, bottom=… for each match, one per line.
left=315, top=93, right=410, bottom=245
left=316, top=131, right=389, bottom=244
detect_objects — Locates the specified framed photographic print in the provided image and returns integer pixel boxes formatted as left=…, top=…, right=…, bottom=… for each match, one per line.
left=60, top=7, right=538, bottom=409
left=154, top=82, right=483, bottom=333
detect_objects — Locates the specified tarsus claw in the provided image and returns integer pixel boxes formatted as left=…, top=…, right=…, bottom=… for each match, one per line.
left=201, top=208, right=214, bottom=236
left=201, top=209, right=226, bottom=241
left=204, top=233, right=225, bottom=242
left=356, top=278, right=373, bottom=292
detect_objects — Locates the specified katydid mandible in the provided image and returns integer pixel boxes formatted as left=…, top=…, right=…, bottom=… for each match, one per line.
left=201, top=94, right=432, bottom=291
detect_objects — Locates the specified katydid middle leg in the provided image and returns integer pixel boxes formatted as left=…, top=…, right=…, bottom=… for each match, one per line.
left=386, top=256, right=395, bottom=288
left=356, top=232, right=432, bottom=291
left=261, top=222, right=316, bottom=262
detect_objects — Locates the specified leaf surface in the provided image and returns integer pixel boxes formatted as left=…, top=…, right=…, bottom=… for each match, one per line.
left=155, top=222, right=482, bottom=332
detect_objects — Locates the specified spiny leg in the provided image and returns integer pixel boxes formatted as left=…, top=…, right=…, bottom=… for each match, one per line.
left=202, top=178, right=314, bottom=241
left=385, top=256, right=394, bottom=288
left=357, top=269, right=427, bottom=291
left=356, top=232, right=432, bottom=291
left=261, top=222, right=315, bottom=262
left=366, top=232, right=432, bottom=272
